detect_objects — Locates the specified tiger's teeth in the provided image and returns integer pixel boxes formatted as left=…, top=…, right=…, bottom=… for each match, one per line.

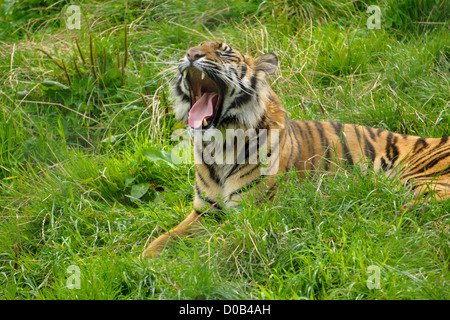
left=203, top=119, right=208, bottom=126
left=183, top=70, right=187, bottom=78
left=201, top=72, right=205, bottom=80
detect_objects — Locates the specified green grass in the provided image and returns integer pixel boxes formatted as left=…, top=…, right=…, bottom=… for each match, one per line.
left=0, top=0, right=449, bottom=300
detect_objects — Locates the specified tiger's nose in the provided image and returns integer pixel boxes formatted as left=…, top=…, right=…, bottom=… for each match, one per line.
left=186, top=48, right=205, bottom=62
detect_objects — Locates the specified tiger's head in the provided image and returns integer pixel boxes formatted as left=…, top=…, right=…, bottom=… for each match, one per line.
left=171, top=41, right=280, bottom=133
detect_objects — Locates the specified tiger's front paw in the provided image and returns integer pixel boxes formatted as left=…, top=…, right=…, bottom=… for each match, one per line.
left=141, top=234, right=170, bottom=259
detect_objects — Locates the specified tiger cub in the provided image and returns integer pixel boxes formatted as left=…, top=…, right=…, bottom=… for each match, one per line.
left=142, top=41, right=449, bottom=258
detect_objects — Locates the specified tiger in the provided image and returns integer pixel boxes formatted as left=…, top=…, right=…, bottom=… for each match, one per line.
left=142, top=41, right=450, bottom=258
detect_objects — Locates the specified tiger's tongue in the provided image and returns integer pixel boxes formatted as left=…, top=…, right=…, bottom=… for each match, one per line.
left=189, top=92, right=218, bottom=128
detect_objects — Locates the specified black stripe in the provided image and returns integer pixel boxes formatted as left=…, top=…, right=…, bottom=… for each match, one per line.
left=330, top=122, right=354, bottom=167
left=440, top=136, right=449, bottom=144
left=227, top=132, right=253, bottom=178
left=365, top=126, right=377, bottom=142
left=196, top=171, right=210, bottom=188
left=231, top=66, right=239, bottom=78
left=228, top=163, right=244, bottom=179
left=236, top=134, right=252, bottom=165
left=291, top=121, right=306, bottom=138
left=240, top=64, right=247, bottom=78
left=228, top=91, right=252, bottom=109
left=330, top=121, right=343, bottom=134
left=313, top=122, right=332, bottom=171
left=174, top=80, right=190, bottom=102
left=354, top=126, right=361, bottom=143
left=279, top=126, right=289, bottom=151
left=219, top=114, right=239, bottom=126
left=205, top=164, right=221, bottom=186
left=409, top=180, right=449, bottom=188
left=195, top=184, right=202, bottom=198
left=364, top=135, right=376, bottom=164
left=413, top=138, right=429, bottom=152
left=303, top=121, right=313, bottom=139
left=286, top=125, right=295, bottom=169
left=401, top=151, right=450, bottom=179
left=411, top=165, right=450, bottom=180
left=302, top=121, right=316, bottom=170
left=229, top=129, right=267, bottom=174
left=295, top=121, right=307, bottom=140
left=250, top=72, right=258, bottom=90
left=201, top=60, right=220, bottom=68
left=385, top=132, right=400, bottom=169
left=436, top=136, right=449, bottom=148
left=248, top=136, right=260, bottom=162
left=240, top=129, right=280, bottom=177
left=406, top=145, right=450, bottom=173
left=289, top=121, right=303, bottom=159
left=313, top=121, right=328, bottom=147
left=256, top=128, right=268, bottom=152
left=380, top=157, right=388, bottom=170
left=220, top=52, right=238, bottom=59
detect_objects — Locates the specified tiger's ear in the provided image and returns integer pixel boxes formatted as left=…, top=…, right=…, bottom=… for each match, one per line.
left=255, top=53, right=278, bottom=75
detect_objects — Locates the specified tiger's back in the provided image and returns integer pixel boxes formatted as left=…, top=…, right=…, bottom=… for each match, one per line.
left=281, top=120, right=450, bottom=204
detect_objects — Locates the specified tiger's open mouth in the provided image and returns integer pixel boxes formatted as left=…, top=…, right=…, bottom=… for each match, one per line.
left=184, top=67, right=221, bottom=129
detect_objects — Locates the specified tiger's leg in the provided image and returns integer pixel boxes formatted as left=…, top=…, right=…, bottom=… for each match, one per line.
left=401, top=181, right=450, bottom=212
left=142, top=210, right=202, bottom=259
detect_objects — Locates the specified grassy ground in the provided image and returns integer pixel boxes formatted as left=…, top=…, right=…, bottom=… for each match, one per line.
left=0, top=0, right=449, bottom=300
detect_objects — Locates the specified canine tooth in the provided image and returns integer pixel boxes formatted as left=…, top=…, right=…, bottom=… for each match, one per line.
left=201, top=72, right=205, bottom=80
left=183, top=70, right=187, bottom=78
left=203, top=119, right=208, bottom=126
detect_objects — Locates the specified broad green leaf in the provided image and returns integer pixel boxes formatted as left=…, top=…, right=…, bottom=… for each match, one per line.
left=142, top=148, right=176, bottom=168
left=130, top=183, right=150, bottom=199
left=40, top=79, right=69, bottom=91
